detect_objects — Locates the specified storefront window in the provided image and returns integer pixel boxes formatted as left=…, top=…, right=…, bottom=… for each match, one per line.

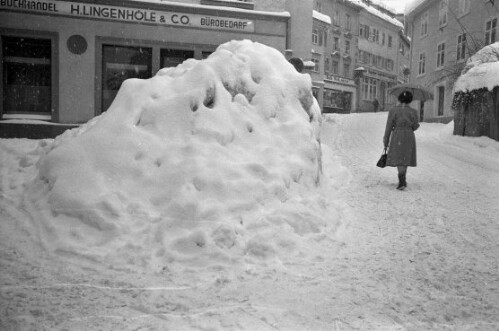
left=361, top=77, right=378, bottom=100
left=2, top=36, right=51, bottom=116
left=102, top=45, right=152, bottom=111
left=160, top=49, right=194, bottom=68
left=202, top=51, right=213, bottom=59
left=323, top=89, right=352, bottom=113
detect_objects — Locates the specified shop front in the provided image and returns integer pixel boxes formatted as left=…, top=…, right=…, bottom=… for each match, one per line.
left=0, top=0, right=289, bottom=138
left=322, top=75, right=356, bottom=114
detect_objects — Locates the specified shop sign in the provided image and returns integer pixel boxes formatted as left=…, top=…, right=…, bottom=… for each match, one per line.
left=325, top=74, right=355, bottom=85
left=0, top=0, right=255, bottom=32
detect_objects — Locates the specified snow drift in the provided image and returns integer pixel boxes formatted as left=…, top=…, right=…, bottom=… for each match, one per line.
left=454, top=42, right=499, bottom=93
left=27, top=40, right=329, bottom=270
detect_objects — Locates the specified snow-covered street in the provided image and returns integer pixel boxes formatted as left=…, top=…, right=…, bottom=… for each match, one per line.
left=1, top=112, right=498, bottom=330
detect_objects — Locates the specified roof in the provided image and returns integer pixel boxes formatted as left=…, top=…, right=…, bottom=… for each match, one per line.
left=405, top=0, right=432, bottom=17
left=129, top=0, right=291, bottom=17
left=313, top=10, right=331, bottom=25
left=346, top=0, right=404, bottom=29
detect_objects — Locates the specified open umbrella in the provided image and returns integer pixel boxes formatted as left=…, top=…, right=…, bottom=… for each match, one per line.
left=388, top=83, right=434, bottom=101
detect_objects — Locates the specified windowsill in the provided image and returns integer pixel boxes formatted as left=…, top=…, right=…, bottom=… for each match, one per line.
left=2, top=113, right=52, bottom=120
left=417, top=73, right=427, bottom=78
left=420, top=34, right=428, bottom=39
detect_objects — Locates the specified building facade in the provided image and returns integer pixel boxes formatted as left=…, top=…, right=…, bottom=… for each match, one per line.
left=0, top=0, right=289, bottom=137
left=406, top=0, right=498, bottom=123
left=316, top=0, right=360, bottom=114
left=355, top=1, right=404, bottom=112
left=306, top=0, right=405, bottom=113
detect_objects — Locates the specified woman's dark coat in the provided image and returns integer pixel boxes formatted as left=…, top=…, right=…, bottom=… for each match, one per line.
left=383, top=104, right=420, bottom=167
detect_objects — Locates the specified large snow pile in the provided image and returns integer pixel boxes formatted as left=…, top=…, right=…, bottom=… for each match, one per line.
left=26, top=40, right=330, bottom=271
left=454, top=42, right=499, bottom=93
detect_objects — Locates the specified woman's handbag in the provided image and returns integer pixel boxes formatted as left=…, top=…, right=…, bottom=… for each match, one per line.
left=376, top=148, right=388, bottom=168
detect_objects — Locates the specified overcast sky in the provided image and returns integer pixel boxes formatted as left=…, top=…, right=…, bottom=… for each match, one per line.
left=377, top=0, right=410, bottom=13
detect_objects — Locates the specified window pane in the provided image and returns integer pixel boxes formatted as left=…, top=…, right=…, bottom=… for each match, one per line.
left=160, top=49, right=194, bottom=68
left=102, top=45, right=152, bottom=112
left=2, top=36, right=51, bottom=114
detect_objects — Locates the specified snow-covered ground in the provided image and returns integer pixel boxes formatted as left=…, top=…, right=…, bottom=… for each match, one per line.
left=1, top=40, right=499, bottom=330
left=1, top=112, right=499, bottom=330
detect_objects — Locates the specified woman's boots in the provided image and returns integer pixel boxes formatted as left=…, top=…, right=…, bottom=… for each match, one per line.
left=397, top=173, right=407, bottom=190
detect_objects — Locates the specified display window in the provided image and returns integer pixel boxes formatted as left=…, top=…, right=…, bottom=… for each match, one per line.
left=323, top=88, right=352, bottom=113
left=160, top=49, right=194, bottom=68
left=2, top=35, right=52, bottom=117
left=102, top=45, right=152, bottom=111
left=98, top=40, right=216, bottom=114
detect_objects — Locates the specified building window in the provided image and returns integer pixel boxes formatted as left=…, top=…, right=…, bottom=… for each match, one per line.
left=421, top=12, right=428, bottom=37
left=439, top=0, right=448, bottom=27
left=345, top=14, right=351, bottom=31
left=459, top=0, right=470, bottom=16
left=370, top=28, right=380, bottom=43
left=311, top=55, right=320, bottom=72
left=332, top=60, right=339, bottom=75
left=202, top=51, right=213, bottom=59
left=345, top=39, right=350, bottom=54
left=2, top=35, right=52, bottom=117
left=386, top=59, right=394, bottom=71
left=323, top=89, right=352, bottom=112
left=312, top=28, right=319, bottom=45
left=437, top=86, right=445, bottom=116
left=324, top=57, right=330, bottom=73
left=359, top=24, right=370, bottom=39
left=457, top=33, right=467, bottom=62
left=382, top=32, right=386, bottom=46
left=343, top=62, right=351, bottom=78
left=160, top=49, right=194, bottom=68
left=333, top=10, right=340, bottom=26
left=388, top=35, right=393, bottom=48
left=418, top=52, right=426, bottom=75
left=358, top=50, right=365, bottom=63
left=312, top=27, right=325, bottom=46
left=361, top=77, right=378, bottom=100
left=376, top=55, right=383, bottom=68
left=436, top=43, right=445, bottom=68
left=333, top=37, right=339, bottom=51
left=102, top=45, right=152, bottom=112
left=485, top=18, right=498, bottom=45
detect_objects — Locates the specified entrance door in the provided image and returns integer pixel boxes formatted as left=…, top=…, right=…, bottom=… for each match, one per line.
left=2, top=36, right=52, bottom=117
left=102, top=45, right=152, bottom=112
left=437, top=86, right=445, bottom=116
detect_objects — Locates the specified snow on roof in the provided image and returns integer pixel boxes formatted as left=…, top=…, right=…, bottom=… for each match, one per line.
left=303, top=60, right=316, bottom=68
left=346, top=0, right=403, bottom=29
left=313, top=10, right=331, bottom=25
left=405, top=0, right=429, bottom=14
left=129, top=0, right=290, bottom=17
left=454, top=42, right=499, bottom=93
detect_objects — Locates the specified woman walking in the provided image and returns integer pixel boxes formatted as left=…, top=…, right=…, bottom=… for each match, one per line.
left=383, top=91, right=420, bottom=190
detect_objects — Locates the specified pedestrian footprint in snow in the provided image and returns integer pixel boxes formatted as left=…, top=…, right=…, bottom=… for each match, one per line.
left=382, top=91, right=420, bottom=190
